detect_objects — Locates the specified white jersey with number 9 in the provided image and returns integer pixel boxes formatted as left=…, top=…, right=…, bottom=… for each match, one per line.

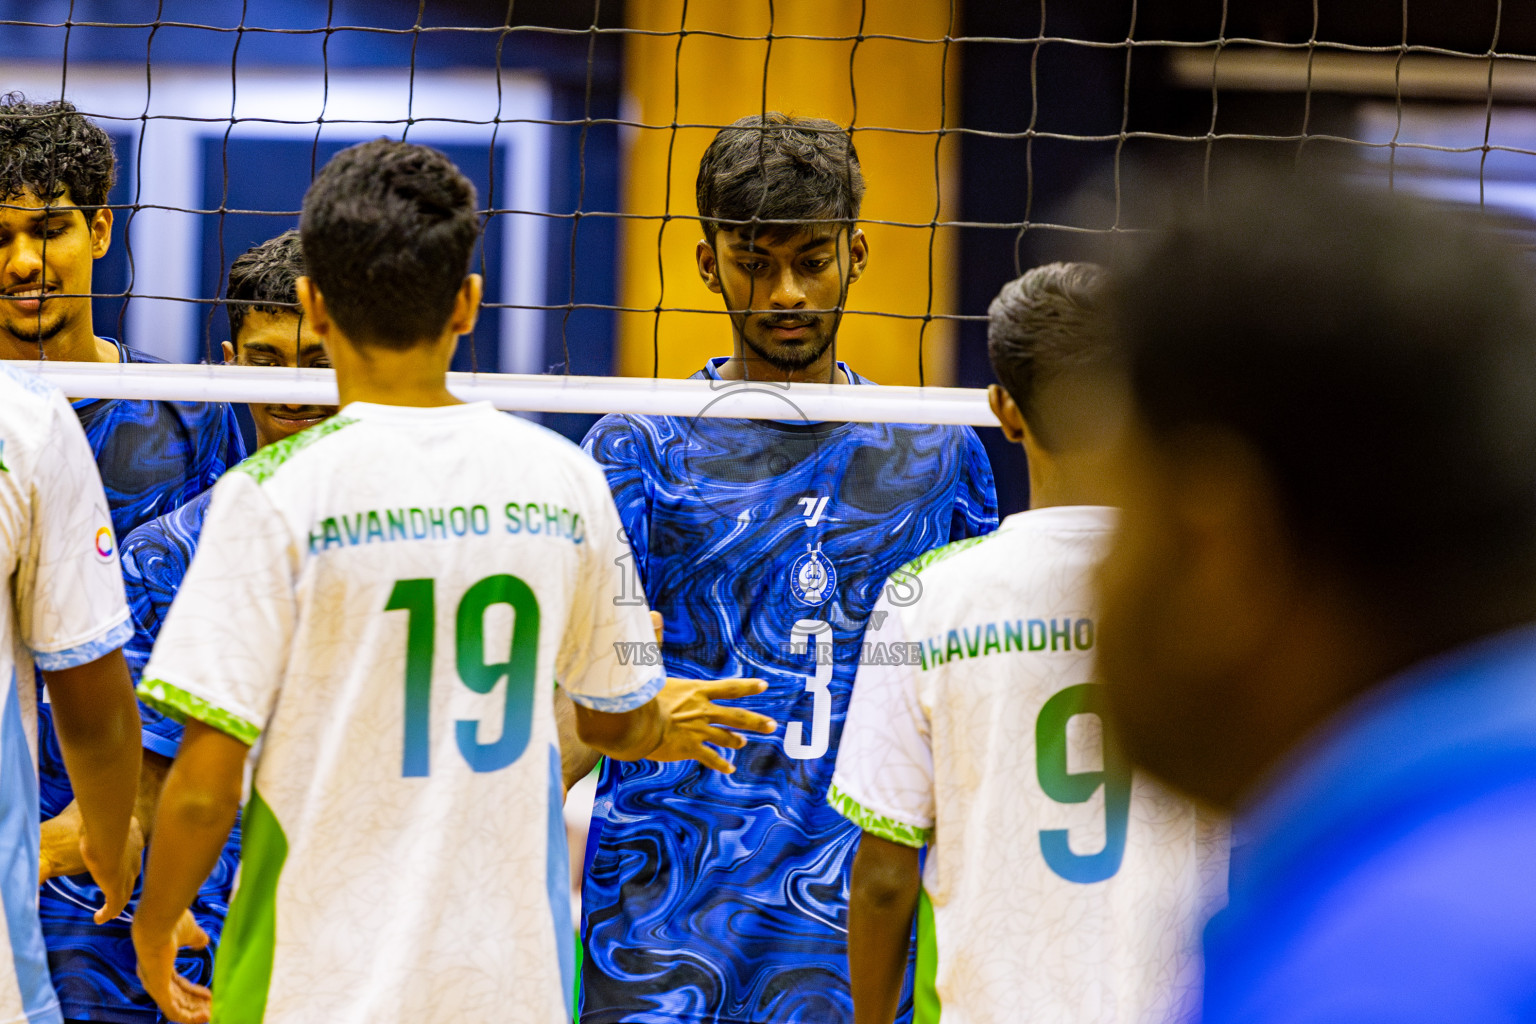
left=831, top=506, right=1229, bottom=1024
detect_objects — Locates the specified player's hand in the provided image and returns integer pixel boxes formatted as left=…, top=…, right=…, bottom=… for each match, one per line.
left=133, top=910, right=211, bottom=1024
left=78, top=813, right=145, bottom=923
left=648, top=678, right=777, bottom=773
left=38, top=802, right=85, bottom=882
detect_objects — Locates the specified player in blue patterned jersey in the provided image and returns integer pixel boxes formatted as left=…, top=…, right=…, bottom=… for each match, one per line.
left=571, top=113, right=998, bottom=1024
left=112, top=231, right=335, bottom=1021
left=0, top=95, right=246, bottom=1023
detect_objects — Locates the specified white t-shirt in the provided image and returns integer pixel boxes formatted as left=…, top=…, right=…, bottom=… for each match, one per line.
left=140, top=401, right=663, bottom=1024
left=0, top=365, right=132, bottom=1024
left=830, top=506, right=1228, bottom=1024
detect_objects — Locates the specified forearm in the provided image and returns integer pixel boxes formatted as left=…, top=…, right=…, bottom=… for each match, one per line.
left=848, top=834, right=922, bottom=1024
left=138, top=765, right=240, bottom=932
left=555, top=688, right=605, bottom=792
left=45, top=652, right=142, bottom=862
left=134, top=751, right=173, bottom=840
left=572, top=700, right=664, bottom=763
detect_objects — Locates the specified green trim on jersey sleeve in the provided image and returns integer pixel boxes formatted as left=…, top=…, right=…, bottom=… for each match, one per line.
left=896, top=534, right=991, bottom=579
left=234, top=414, right=358, bottom=485
left=915, top=889, right=942, bottom=1023
left=212, top=788, right=288, bottom=1024
left=136, top=678, right=261, bottom=746
left=827, top=783, right=932, bottom=848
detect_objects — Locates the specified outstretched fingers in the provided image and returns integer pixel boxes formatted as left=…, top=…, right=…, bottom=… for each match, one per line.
left=695, top=678, right=768, bottom=701
left=695, top=679, right=777, bottom=736
left=707, top=704, right=778, bottom=736
left=688, top=742, right=736, bottom=774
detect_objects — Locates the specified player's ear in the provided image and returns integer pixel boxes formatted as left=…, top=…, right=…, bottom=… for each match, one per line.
left=221, top=340, right=236, bottom=365
left=989, top=384, right=1027, bottom=444
left=844, top=228, right=868, bottom=286
left=89, top=207, right=112, bottom=259
left=296, top=276, right=330, bottom=336
left=447, top=274, right=483, bottom=336
left=697, top=239, right=723, bottom=294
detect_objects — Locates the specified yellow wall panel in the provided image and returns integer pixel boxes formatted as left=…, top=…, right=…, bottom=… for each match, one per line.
left=618, top=0, right=960, bottom=385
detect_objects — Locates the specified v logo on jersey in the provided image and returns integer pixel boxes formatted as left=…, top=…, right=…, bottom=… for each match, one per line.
left=797, top=495, right=830, bottom=527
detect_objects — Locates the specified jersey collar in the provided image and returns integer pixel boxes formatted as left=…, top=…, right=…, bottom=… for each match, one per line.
left=697, top=356, right=870, bottom=386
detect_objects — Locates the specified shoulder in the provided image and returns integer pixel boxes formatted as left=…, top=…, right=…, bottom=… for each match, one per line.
left=896, top=507, right=1111, bottom=587
left=512, top=414, right=628, bottom=497
left=0, top=368, right=80, bottom=463
left=0, top=364, right=67, bottom=430
left=896, top=530, right=1001, bottom=580
left=232, top=414, right=362, bottom=486
left=581, top=413, right=689, bottom=480
left=119, top=343, right=167, bottom=365
left=868, top=420, right=991, bottom=464
left=582, top=412, right=669, bottom=456
left=122, top=490, right=212, bottom=567
left=0, top=362, right=60, bottom=404
left=582, top=412, right=635, bottom=447
left=1212, top=775, right=1536, bottom=1022
left=117, top=346, right=241, bottom=424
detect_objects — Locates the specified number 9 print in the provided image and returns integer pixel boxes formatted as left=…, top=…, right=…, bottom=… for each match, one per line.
left=1035, top=683, right=1131, bottom=884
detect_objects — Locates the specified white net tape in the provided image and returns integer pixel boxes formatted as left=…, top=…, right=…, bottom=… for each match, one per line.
left=30, top=361, right=995, bottom=427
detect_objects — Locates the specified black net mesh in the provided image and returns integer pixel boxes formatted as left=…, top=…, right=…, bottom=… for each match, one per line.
left=0, top=0, right=1530, bottom=421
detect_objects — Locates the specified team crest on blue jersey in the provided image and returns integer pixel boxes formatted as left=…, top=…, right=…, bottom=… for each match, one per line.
left=790, top=544, right=837, bottom=605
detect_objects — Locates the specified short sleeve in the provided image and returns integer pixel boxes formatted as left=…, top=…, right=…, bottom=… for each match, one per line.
left=19, top=389, right=132, bottom=669
left=950, top=427, right=1000, bottom=542
left=137, top=471, right=296, bottom=746
left=581, top=414, right=653, bottom=588
left=828, top=593, right=935, bottom=848
left=553, top=456, right=665, bottom=713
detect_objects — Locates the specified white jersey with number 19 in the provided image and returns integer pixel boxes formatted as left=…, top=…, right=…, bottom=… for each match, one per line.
left=139, top=401, right=663, bottom=1024
left=831, top=506, right=1229, bottom=1024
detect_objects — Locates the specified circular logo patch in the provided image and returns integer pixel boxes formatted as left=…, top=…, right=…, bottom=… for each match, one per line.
left=94, top=526, right=114, bottom=560
left=789, top=546, right=836, bottom=605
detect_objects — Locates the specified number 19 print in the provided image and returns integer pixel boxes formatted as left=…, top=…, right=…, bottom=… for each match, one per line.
left=386, top=574, right=541, bottom=777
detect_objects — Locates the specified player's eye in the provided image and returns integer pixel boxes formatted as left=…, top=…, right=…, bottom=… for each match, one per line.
left=42, top=224, right=68, bottom=239
left=803, top=258, right=831, bottom=272
left=738, top=261, right=767, bottom=274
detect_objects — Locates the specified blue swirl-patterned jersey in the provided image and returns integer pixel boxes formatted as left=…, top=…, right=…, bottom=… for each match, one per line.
left=577, top=359, right=999, bottom=1024
left=36, top=342, right=245, bottom=1024
left=70, top=344, right=246, bottom=542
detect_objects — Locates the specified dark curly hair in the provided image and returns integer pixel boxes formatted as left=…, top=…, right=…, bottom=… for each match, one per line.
left=0, top=93, right=116, bottom=209
left=696, top=112, right=864, bottom=243
left=300, top=138, right=479, bottom=349
left=226, top=230, right=306, bottom=344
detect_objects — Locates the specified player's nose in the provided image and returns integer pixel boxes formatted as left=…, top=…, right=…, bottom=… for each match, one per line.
left=768, top=267, right=806, bottom=309
left=1, top=237, right=44, bottom=283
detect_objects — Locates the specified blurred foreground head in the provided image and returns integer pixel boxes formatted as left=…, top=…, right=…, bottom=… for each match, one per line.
left=1098, top=175, right=1536, bottom=810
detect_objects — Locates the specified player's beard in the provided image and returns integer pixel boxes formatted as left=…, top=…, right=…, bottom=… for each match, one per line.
left=739, top=311, right=840, bottom=373
left=2, top=300, right=69, bottom=346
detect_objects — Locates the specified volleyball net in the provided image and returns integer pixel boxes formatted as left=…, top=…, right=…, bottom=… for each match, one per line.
left=0, top=1, right=1530, bottom=426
